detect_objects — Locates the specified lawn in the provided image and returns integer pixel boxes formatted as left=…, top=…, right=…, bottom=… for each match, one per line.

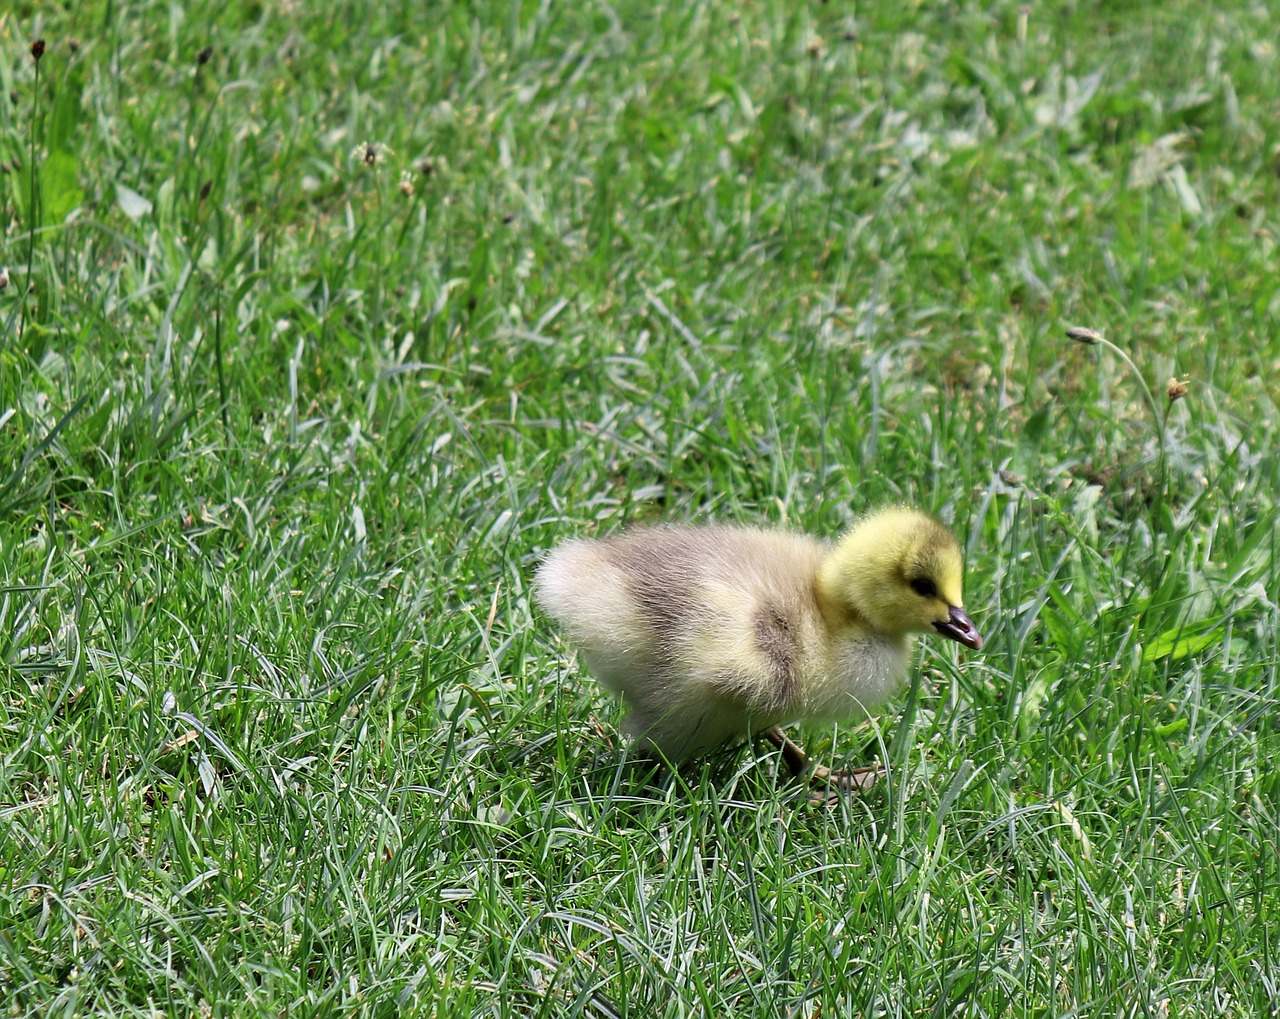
left=2, top=1, right=1279, bottom=1016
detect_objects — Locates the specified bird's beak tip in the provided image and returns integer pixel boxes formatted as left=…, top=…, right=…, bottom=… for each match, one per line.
left=934, top=605, right=983, bottom=650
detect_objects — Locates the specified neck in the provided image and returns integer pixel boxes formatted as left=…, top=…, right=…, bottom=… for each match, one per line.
left=814, top=562, right=863, bottom=631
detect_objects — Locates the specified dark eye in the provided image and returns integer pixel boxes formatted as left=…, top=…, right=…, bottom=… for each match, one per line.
left=910, top=578, right=938, bottom=598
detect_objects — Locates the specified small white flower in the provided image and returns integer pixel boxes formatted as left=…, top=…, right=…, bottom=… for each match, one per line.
left=351, top=141, right=392, bottom=167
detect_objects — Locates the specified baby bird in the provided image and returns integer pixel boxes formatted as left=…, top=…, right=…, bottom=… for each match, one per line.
left=533, top=507, right=982, bottom=791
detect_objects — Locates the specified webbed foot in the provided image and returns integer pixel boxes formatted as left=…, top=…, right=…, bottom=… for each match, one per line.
left=762, top=725, right=882, bottom=805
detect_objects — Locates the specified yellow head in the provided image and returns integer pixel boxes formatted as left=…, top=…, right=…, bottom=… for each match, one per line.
left=816, top=507, right=983, bottom=649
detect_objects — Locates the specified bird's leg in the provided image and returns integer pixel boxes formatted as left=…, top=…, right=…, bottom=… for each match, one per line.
left=762, top=726, right=883, bottom=803
left=763, top=726, right=811, bottom=779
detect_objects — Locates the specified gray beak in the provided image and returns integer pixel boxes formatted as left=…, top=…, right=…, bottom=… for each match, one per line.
left=934, top=606, right=983, bottom=650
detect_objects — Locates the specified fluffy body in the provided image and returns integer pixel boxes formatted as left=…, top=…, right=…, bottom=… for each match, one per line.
left=534, top=509, right=980, bottom=764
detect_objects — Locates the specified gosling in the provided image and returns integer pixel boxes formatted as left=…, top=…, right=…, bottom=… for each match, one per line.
left=533, top=507, right=982, bottom=791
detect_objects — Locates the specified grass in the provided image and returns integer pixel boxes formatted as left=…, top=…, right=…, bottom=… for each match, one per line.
left=2, top=0, right=1279, bottom=1015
